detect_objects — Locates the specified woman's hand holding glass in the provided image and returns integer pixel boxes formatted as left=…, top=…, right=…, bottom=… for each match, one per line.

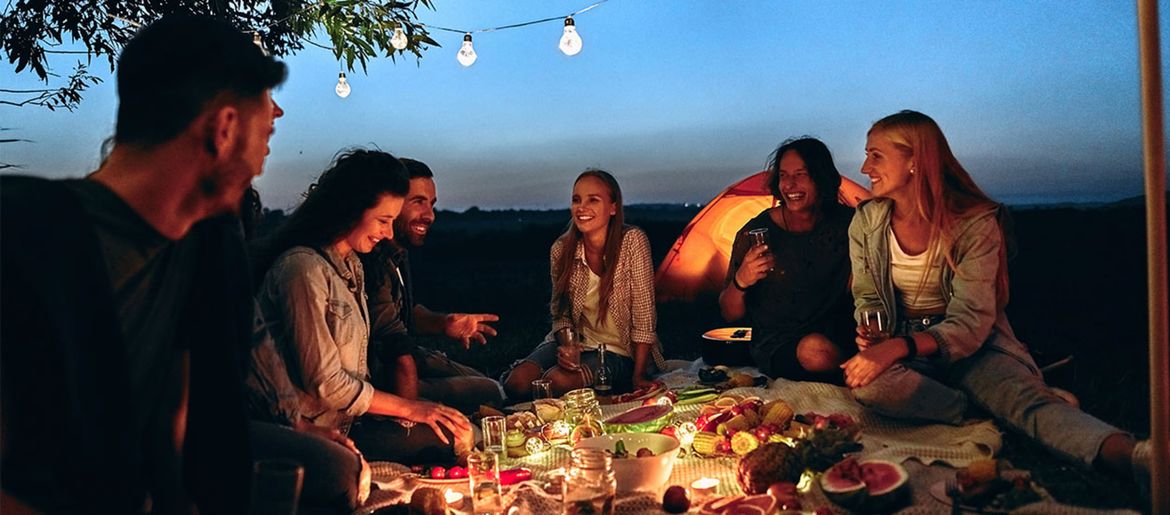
left=734, top=244, right=775, bottom=289
left=399, top=398, right=472, bottom=446
left=855, top=308, right=890, bottom=350
left=554, top=326, right=582, bottom=371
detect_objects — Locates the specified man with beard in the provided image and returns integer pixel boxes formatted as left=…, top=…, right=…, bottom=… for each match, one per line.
left=1, top=16, right=285, bottom=513
left=361, top=158, right=504, bottom=414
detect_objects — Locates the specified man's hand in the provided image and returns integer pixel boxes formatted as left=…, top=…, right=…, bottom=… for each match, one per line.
left=443, top=313, right=500, bottom=349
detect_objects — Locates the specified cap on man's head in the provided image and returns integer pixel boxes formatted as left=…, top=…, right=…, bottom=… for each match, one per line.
left=115, top=15, right=287, bottom=147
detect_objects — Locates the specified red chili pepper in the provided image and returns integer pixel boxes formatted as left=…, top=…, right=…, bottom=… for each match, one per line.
left=498, top=467, right=532, bottom=485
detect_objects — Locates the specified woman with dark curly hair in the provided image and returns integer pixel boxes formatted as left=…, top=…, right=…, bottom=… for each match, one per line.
left=254, top=149, right=471, bottom=465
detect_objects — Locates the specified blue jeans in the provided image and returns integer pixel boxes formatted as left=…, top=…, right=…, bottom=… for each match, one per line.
left=851, top=346, right=1122, bottom=466
left=249, top=421, right=361, bottom=514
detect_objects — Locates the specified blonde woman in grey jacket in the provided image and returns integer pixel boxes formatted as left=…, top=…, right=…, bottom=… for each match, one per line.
left=844, top=110, right=1150, bottom=493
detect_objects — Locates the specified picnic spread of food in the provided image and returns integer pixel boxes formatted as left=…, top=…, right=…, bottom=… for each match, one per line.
left=374, top=365, right=1060, bottom=514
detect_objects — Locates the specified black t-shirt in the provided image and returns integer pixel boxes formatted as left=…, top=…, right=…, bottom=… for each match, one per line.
left=64, top=179, right=197, bottom=499
left=726, top=203, right=855, bottom=373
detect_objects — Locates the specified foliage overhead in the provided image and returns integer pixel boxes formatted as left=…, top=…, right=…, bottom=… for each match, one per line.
left=0, top=0, right=440, bottom=110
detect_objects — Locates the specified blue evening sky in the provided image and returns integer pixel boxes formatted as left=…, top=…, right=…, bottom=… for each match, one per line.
left=2, top=1, right=1166, bottom=210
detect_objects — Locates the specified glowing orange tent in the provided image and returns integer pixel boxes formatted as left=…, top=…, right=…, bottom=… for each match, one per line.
left=655, top=170, right=871, bottom=301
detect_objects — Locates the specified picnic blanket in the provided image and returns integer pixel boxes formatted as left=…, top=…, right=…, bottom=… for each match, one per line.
left=357, top=360, right=1137, bottom=514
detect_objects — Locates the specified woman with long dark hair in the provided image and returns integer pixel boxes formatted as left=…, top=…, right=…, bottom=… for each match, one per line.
left=845, top=110, right=1151, bottom=495
left=502, top=170, right=665, bottom=398
left=255, top=149, right=470, bottom=464
left=719, top=137, right=856, bottom=382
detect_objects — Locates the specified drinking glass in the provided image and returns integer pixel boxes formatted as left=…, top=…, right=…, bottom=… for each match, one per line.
left=467, top=451, right=503, bottom=515
left=249, top=459, right=304, bottom=515
left=747, top=227, right=769, bottom=248
left=480, top=415, right=507, bottom=458
left=531, top=379, right=552, bottom=401
left=859, top=308, right=891, bottom=345
left=554, top=326, right=582, bottom=371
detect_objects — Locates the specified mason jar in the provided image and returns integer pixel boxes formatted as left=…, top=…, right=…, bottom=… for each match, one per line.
left=562, top=448, right=615, bottom=515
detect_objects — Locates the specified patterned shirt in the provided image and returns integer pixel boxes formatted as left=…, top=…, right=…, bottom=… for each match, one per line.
left=547, top=225, right=666, bottom=370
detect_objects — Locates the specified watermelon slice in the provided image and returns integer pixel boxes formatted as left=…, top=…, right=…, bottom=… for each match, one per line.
left=602, top=404, right=674, bottom=434
left=820, top=457, right=910, bottom=512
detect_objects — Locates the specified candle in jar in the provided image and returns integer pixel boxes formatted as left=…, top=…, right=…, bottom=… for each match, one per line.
left=444, top=488, right=464, bottom=507
left=690, top=477, right=719, bottom=499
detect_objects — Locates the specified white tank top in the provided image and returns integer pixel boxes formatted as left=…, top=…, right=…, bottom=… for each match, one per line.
left=889, top=227, right=947, bottom=311
left=578, top=266, right=630, bottom=357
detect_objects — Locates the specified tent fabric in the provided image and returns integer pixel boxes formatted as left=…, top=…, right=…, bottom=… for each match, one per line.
left=654, top=170, right=870, bottom=301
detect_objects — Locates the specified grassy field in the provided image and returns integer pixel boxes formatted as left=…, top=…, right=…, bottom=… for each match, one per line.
left=279, top=201, right=1158, bottom=509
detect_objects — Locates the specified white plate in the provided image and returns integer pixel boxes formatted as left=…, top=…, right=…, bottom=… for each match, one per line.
left=702, top=327, right=751, bottom=342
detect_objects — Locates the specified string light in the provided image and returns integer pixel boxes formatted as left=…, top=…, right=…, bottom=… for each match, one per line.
left=456, top=33, right=477, bottom=67
left=252, top=32, right=268, bottom=56
left=335, top=72, right=351, bottom=98
left=423, top=0, right=607, bottom=68
left=558, top=17, right=583, bottom=56
left=390, top=26, right=409, bottom=50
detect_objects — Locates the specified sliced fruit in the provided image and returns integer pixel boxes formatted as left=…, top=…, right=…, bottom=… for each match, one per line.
left=602, top=404, right=674, bottom=434
left=820, top=457, right=910, bottom=512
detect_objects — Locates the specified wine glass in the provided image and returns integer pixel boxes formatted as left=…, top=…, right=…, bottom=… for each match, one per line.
left=859, top=308, right=891, bottom=345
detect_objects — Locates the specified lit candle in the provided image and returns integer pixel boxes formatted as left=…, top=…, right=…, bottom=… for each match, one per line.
left=444, top=488, right=464, bottom=507
left=690, top=477, right=719, bottom=500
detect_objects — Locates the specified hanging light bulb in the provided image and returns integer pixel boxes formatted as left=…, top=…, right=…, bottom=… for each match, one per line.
left=335, top=72, right=351, bottom=98
left=390, top=26, right=409, bottom=50
left=252, top=31, right=268, bottom=56
left=558, top=17, right=583, bottom=56
left=456, top=33, right=477, bottom=67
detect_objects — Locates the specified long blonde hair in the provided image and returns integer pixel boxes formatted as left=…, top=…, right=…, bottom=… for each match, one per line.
left=552, top=170, right=625, bottom=324
left=869, top=110, right=1009, bottom=307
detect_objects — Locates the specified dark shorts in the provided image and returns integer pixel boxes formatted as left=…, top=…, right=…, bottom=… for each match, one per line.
left=510, top=340, right=639, bottom=393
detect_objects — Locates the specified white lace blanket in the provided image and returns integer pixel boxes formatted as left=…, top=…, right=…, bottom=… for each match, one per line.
left=359, top=360, right=1134, bottom=514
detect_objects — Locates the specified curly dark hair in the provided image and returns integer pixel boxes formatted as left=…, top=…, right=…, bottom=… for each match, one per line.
left=253, top=148, right=409, bottom=281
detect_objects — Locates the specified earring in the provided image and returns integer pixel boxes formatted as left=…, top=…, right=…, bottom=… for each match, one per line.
left=910, top=168, right=916, bottom=175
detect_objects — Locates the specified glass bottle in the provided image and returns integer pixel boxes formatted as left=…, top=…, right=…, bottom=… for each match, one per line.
left=562, top=448, right=615, bottom=515
left=594, top=341, right=612, bottom=394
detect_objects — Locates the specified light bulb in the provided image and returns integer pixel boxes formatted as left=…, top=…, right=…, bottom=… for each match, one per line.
left=456, top=33, right=477, bottom=67
left=252, top=31, right=268, bottom=56
left=390, top=26, right=408, bottom=50
left=335, top=72, right=351, bottom=98
left=558, top=17, right=582, bottom=56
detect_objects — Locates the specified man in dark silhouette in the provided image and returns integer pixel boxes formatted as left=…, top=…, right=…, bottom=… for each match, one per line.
left=362, top=159, right=504, bottom=414
left=1, top=15, right=285, bottom=513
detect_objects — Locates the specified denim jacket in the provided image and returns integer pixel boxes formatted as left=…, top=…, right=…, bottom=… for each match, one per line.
left=849, top=198, right=1033, bottom=367
left=257, top=245, right=374, bottom=432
